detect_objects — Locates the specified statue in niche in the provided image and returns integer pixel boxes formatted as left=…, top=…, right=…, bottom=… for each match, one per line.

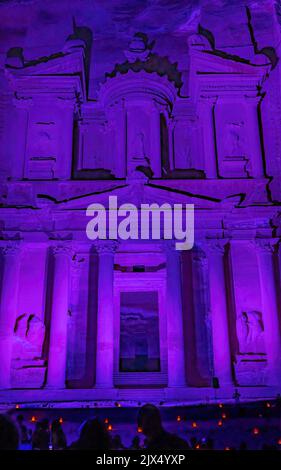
left=175, top=126, right=192, bottom=168
left=133, top=131, right=146, bottom=159
left=236, top=310, right=265, bottom=354
left=131, top=131, right=151, bottom=172
left=225, top=121, right=245, bottom=156
left=13, top=314, right=45, bottom=361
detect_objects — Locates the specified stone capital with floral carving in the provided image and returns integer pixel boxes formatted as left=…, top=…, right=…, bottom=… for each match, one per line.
left=254, top=238, right=279, bottom=254
left=205, top=238, right=229, bottom=256
left=1, top=242, right=21, bottom=257
left=94, top=240, right=119, bottom=255
left=52, top=244, right=73, bottom=257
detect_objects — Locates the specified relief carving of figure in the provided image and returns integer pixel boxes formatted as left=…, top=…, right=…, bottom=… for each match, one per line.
left=133, top=131, right=147, bottom=159
left=131, top=131, right=151, bottom=171
left=13, top=314, right=45, bottom=361
left=225, top=121, right=245, bottom=156
left=236, top=310, right=264, bottom=354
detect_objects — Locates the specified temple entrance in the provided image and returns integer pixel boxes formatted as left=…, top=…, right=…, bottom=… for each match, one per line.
left=119, top=291, right=160, bottom=372
left=113, top=254, right=168, bottom=387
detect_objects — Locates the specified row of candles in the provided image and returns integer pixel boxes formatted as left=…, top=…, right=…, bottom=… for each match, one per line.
left=14, top=401, right=281, bottom=448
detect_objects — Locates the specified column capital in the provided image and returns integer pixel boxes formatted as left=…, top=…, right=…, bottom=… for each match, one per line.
left=163, top=239, right=178, bottom=253
left=12, top=95, right=33, bottom=110
left=94, top=240, right=119, bottom=255
left=205, top=238, right=229, bottom=255
left=193, top=251, right=208, bottom=269
left=254, top=238, right=279, bottom=254
left=1, top=242, right=21, bottom=257
left=56, top=96, right=77, bottom=110
left=244, top=94, right=262, bottom=106
left=52, top=244, right=73, bottom=257
left=198, top=94, right=218, bottom=107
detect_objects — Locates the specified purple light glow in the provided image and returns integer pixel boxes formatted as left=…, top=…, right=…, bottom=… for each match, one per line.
left=0, top=0, right=280, bottom=409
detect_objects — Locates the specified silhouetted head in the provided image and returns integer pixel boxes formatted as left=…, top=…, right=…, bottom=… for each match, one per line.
left=39, top=418, right=49, bottom=431
left=132, top=435, right=140, bottom=447
left=16, top=414, right=24, bottom=423
left=137, top=404, right=163, bottom=438
left=77, top=418, right=111, bottom=450
left=112, top=434, right=123, bottom=446
left=0, top=414, right=19, bottom=450
left=51, top=419, right=62, bottom=433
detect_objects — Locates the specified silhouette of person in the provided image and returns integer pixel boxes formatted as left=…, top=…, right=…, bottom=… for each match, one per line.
left=0, top=414, right=19, bottom=450
left=16, top=414, right=30, bottom=445
left=137, top=404, right=189, bottom=450
left=51, top=419, right=67, bottom=450
left=32, top=419, right=50, bottom=450
left=112, top=433, right=125, bottom=450
left=69, top=418, right=111, bottom=450
left=130, top=435, right=141, bottom=450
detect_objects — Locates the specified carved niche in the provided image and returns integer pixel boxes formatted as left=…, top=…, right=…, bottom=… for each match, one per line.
left=234, top=310, right=267, bottom=386
left=11, top=313, right=46, bottom=388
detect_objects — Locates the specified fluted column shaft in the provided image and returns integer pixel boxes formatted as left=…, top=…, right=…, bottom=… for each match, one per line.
left=165, top=243, right=186, bottom=387
left=46, top=245, right=70, bottom=388
left=255, top=239, right=281, bottom=385
left=197, top=96, right=218, bottom=178
left=95, top=241, right=117, bottom=388
left=206, top=240, right=232, bottom=386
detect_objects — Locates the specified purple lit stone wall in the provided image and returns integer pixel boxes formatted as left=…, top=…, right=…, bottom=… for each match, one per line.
left=0, top=0, right=280, bottom=406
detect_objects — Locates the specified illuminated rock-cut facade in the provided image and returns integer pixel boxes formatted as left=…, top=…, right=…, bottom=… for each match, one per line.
left=0, top=1, right=281, bottom=405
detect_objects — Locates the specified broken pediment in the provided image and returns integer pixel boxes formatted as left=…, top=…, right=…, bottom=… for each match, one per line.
left=5, top=35, right=86, bottom=101
left=39, top=178, right=242, bottom=211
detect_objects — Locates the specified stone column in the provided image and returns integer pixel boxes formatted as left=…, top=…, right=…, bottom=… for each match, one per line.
left=95, top=241, right=117, bottom=388
left=197, top=96, right=218, bottom=178
left=46, top=245, right=71, bottom=389
left=0, top=244, right=21, bottom=389
left=165, top=242, right=186, bottom=387
left=56, top=98, right=75, bottom=180
left=150, top=102, right=162, bottom=178
left=255, top=239, right=281, bottom=385
left=206, top=239, right=232, bottom=386
left=11, top=97, right=32, bottom=180
left=244, top=95, right=264, bottom=178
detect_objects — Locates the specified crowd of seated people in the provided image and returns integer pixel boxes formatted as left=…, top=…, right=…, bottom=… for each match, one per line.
left=0, top=404, right=280, bottom=451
